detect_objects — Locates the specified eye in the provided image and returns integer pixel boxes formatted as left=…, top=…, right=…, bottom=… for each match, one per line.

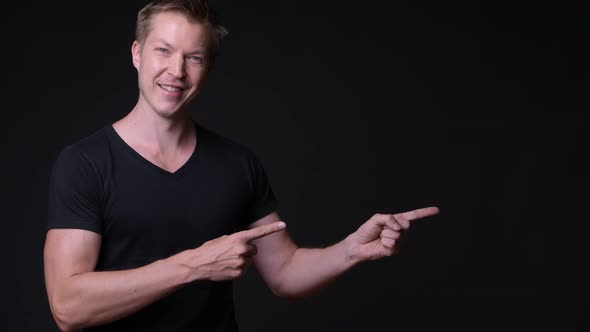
left=156, top=47, right=169, bottom=54
left=188, top=55, right=205, bottom=64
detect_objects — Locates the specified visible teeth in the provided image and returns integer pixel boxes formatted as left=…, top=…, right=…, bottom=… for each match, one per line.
left=159, top=84, right=181, bottom=92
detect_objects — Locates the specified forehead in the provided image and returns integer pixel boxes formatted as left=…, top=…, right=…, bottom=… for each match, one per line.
left=146, top=11, right=209, bottom=49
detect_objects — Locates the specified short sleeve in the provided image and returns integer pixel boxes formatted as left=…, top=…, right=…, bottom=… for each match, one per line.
left=246, top=152, right=279, bottom=224
left=46, top=145, right=103, bottom=234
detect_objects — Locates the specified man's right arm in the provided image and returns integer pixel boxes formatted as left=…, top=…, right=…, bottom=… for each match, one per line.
left=44, top=229, right=192, bottom=332
left=44, top=222, right=285, bottom=332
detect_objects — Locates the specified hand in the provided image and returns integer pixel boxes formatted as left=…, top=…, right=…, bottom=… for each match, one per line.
left=172, top=221, right=286, bottom=281
left=347, top=207, right=439, bottom=262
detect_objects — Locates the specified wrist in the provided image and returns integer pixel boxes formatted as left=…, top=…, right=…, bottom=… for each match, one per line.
left=161, top=249, right=206, bottom=285
left=342, top=234, right=364, bottom=267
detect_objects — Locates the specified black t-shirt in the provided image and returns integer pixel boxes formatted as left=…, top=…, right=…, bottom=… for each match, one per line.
left=47, top=121, right=278, bottom=331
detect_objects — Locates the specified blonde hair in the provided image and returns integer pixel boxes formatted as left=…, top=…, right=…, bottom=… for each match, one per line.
left=136, top=0, right=228, bottom=58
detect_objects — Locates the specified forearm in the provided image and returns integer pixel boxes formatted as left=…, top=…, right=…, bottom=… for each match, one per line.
left=255, top=209, right=439, bottom=300
left=272, top=235, right=361, bottom=299
left=50, top=257, right=192, bottom=331
left=47, top=222, right=286, bottom=332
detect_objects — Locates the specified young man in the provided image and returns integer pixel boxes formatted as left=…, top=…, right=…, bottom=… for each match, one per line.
left=44, top=1, right=439, bottom=331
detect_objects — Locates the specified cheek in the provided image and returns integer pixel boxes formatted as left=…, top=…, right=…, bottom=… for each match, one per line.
left=142, top=58, right=164, bottom=78
left=188, top=68, right=207, bottom=85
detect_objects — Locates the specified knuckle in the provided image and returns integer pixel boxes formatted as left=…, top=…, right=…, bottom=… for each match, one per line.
left=230, top=269, right=243, bottom=278
left=234, top=258, right=245, bottom=268
left=397, top=216, right=409, bottom=227
left=236, top=244, right=248, bottom=253
left=387, top=221, right=400, bottom=230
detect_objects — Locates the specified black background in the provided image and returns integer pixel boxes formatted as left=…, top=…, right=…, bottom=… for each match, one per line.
left=4, top=1, right=587, bottom=331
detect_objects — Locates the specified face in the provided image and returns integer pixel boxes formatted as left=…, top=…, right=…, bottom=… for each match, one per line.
left=132, top=11, right=210, bottom=118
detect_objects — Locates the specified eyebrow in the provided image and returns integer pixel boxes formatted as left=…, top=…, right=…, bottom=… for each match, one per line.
left=157, top=39, right=206, bottom=54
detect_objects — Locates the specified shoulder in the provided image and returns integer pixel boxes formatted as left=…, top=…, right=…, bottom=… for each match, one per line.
left=67, top=125, right=113, bottom=160
left=51, top=125, right=114, bottom=180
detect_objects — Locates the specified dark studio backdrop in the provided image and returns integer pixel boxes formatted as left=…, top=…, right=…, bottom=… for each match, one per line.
left=4, top=0, right=587, bottom=331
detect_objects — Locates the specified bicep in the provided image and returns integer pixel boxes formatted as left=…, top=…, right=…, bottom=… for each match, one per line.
left=248, top=211, right=297, bottom=282
left=44, top=229, right=101, bottom=299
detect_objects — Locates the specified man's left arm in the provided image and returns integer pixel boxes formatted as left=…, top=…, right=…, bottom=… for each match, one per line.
left=249, top=207, right=439, bottom=300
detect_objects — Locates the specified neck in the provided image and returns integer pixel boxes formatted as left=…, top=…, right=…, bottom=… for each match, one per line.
left=113, top=102, right=196, bottom=155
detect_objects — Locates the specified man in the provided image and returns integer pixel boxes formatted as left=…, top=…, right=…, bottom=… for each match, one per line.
left=44, top=1, right=439, bottom=331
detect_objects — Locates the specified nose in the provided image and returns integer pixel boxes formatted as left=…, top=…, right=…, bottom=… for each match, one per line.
left=168, top=55, right=186, bottom=79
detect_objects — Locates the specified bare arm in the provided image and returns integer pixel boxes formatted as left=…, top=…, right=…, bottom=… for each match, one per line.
left=251, top=207, right=439, bottom=300
left=44, top=229, right=190, bottom=331
left=44, top=222, right=285, bottom=332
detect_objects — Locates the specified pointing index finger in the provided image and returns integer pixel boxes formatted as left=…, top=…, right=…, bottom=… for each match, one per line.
left=395, top=206, right=440, bottom=222
left=237, top=222, right=286, bottom=242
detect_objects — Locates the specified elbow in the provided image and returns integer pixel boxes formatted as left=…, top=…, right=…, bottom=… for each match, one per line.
left=54, top=319, right=77, bottom=332
left=269, top=283, right=313, bottom=302
left=50, top=297, right=87, bottom=332
left=52, top=309, right=79, bottom=332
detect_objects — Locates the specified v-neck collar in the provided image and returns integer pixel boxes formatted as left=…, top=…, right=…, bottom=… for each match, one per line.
left=107, top=120, right=202, bottom=179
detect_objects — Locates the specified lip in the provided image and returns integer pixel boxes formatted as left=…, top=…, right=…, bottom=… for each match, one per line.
left=158, top=83, right=185, bottom=89
left=157, top=83, right=185, bottom=97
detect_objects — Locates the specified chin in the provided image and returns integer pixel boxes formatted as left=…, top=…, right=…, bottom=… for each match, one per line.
left=155, top=104, right=190, bottom=118
left=154, top=108, right=181, bottom=118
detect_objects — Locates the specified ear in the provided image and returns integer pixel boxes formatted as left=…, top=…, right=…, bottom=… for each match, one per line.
left=131, top=40, right=142, bottom=70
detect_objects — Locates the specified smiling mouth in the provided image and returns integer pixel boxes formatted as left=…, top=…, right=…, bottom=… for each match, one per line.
left=158, top=84, right=184, bottom=92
